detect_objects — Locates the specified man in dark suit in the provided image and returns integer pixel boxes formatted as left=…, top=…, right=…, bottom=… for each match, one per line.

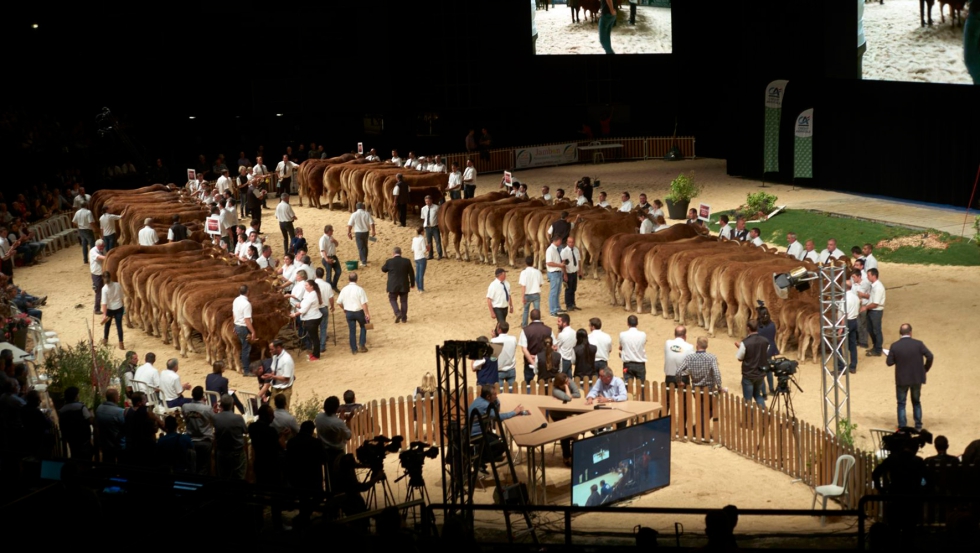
left=381, top=246, right=415, bottom=323
left=885, top=323, right=934, bottom=431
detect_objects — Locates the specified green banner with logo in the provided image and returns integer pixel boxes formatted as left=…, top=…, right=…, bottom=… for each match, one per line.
left=793, top=108, right=813, bottom=179
left=763, top=80, right=789, bottom=173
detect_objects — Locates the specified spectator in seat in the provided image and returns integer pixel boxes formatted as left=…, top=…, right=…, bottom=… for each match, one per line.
left=94, top=389, right=125, bottom=464
left=205, top=361, right=246, bottom=414
left=213, top=394, right=247, bottom=480
left=182, top=386, right=215, bottom=476
left=270, top=393, right=300, bottom=440
left=123, top=392, right=162, bottom=466
left=336, top=389, right=362, bottom=420
left=57, top=386, right=93, bottom=461
left=156, top=415, right=194, bottom=474
left=287, top=420, right=325, bottom=527
left=925, top=435, right=960, bottom=468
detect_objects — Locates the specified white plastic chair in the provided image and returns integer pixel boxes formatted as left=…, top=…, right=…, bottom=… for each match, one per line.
left=869, top=428, right=893, bottom=462
left=812, top=454, right=856, bottom=526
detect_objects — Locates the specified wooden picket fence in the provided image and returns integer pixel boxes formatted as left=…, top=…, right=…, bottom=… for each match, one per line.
left=344, top=378, right=876, bottom=513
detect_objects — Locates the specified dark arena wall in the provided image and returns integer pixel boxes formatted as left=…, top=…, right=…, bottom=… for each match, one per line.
left=7, top=0, right=978, bottom=207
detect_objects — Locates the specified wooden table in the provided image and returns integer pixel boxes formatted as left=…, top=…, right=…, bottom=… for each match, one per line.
left=496, top=393, right=661, bottom=503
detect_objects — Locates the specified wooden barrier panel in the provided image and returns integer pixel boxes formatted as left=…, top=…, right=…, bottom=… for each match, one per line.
left=340, top=380, right=876, bottom=511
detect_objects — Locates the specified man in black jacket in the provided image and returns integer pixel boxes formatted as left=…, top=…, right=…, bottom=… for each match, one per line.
left=736, top=319, right=770, bottom=408
left=885, top=323, right=934, bottom=431
left=381, top=246, right=415, bottom=323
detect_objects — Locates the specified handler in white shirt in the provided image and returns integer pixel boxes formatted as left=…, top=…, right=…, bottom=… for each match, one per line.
left=99, top=212, right=123, bottom=251
left=275, top=193, right=298, bottom=254
left=491, top=321, right=520, bottom=391
left=462, top=160, right=477, bottom=199
left=639, top=212, right=655, bottom=234
left=619, top=315, right=648, bottom=383
left=818, top=239, right=845, bottom=264
left=216, top=169, right=234, bottom=195
left=588, top=318, right=613, bottom=372
left=518, top=256, right=542, bottom=327
left=663, top=326, right=695, bottom=385
left=447, top=163, right=463, bottom=200
left=275, top=155, right=298, bottom=195
left=138, top=218, right=159, bottom=246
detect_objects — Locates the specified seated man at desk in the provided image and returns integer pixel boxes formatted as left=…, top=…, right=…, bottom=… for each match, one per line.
left=584, top=367, right=628, bottom=404
left=469, top=385, right=528, bottom=468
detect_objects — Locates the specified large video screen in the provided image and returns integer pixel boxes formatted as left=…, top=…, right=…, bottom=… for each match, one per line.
left=532, top=1, right=673, bottom=56
left=859, top=0, right=977, bottom=85
left=571, top=416, right=671, bottom=506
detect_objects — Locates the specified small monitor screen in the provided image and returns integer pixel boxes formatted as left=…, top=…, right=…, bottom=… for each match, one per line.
left=532, top=1, right=673, bottom=56
left=40, top=460, right=64, bottom=481
left=571, top=416, right=671, bottom=506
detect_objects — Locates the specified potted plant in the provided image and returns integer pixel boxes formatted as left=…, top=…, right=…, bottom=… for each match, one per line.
left=2, top=312, right=31, bottom=350
left=44, top=340, right=119, bottom=410
left=665, top=172, right=702, bottom=219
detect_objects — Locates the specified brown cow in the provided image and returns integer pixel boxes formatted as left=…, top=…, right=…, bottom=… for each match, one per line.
left=438, top=192, right=510, bottom=260
left=600, top=225, right=704, bottom=304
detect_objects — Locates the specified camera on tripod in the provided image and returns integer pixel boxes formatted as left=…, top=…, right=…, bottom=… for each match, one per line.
left=398, top=441, right=439, bottom=487
left=765, top=357, right=799, bottom=394
left=356, top=435, right=404, bottom=474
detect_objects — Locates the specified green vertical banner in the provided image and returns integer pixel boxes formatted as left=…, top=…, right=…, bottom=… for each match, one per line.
left=793, top=108, right=813, bottom=179
left=763, top=80, right=789, bottom=173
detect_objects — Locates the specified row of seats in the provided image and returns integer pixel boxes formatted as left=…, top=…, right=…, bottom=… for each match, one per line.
left=26, top=213, right=76, bottom=258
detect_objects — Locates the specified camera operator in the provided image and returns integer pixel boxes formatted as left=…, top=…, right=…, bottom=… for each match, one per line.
left=872, top=428, right=931, bottom=527
left=468, top=385, right=528, bottom=470
left=756, top=304, right=780, bottom=396
left=735, top=319, right=769, bottom=409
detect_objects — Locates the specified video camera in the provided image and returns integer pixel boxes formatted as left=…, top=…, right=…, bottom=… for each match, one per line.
left=882, top=427, right=933, bottom=454
left=355, top=435, right=404, bottom=474
left=398, top=441, right=439, bottom=487
left=766, top=357, right=799, bottom=394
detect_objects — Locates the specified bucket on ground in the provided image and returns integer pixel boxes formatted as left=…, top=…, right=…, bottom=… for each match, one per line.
left=345, top=261, right=358, bottom=271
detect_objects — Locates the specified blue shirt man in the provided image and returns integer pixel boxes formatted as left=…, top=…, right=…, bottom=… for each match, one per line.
left=469, top=385, right=526, bottom=436
left=585, top=367, right=629, bottom=404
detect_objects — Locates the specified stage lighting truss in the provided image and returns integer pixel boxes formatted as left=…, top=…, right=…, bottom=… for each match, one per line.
left=818, top=265, right=850, bottom=436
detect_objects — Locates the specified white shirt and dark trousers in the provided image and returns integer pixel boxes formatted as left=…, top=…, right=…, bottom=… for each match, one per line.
left=421, top=203, right=444, bottom=259
left=275, top=199, right=297, bottom=255
left=560, top=245, right=581, bottom=311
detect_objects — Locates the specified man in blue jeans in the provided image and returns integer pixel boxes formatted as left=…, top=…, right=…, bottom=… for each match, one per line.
left=346, top=202, right=376, bottom=266
left=544, top=237, right=565, bottom=316
left=598, top=0, right=617, bottom=55
left=336, top=272, right=371, bottom=354
left=736, top=319, right=769, bottom=409
left=519, top=255, right=542, bottom=327
left=886, top=323, right=933, bottom=430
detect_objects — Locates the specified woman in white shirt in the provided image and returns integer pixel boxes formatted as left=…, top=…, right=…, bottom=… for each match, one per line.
left=653, top=215, right=671, bottom=232
left=291, top=280, right=324, bottom=361
left=650, top=199, right=665, bottom=222
left=101, top=271, right=126, bottom=349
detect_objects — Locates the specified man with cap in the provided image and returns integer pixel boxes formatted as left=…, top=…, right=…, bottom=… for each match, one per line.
left=487, top=268, right=514, bottom=323
left=138, top=218, right=158, bottom=246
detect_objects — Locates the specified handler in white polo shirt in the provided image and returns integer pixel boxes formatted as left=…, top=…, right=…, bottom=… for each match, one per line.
left=588, top=318, right=613, bottom=372
left=99, top=211, right=123, bottom=251
left=138, top=218, right=159, bottom=246
left=553, top=313, right=577, bottom=376
left=664, top=325, right=695, bottom=386
left=619, top=315, right=648, bottom=384
left=518, top=255, right=542, bottom=328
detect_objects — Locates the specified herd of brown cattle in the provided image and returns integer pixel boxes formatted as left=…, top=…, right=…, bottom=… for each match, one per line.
left=294, top=155, right=449, bottom=220
left=86, top=163, right=844, bottom=373
left=92, top=186, right=291, bottom=373
left=430, top=190, right=844, bottom=364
